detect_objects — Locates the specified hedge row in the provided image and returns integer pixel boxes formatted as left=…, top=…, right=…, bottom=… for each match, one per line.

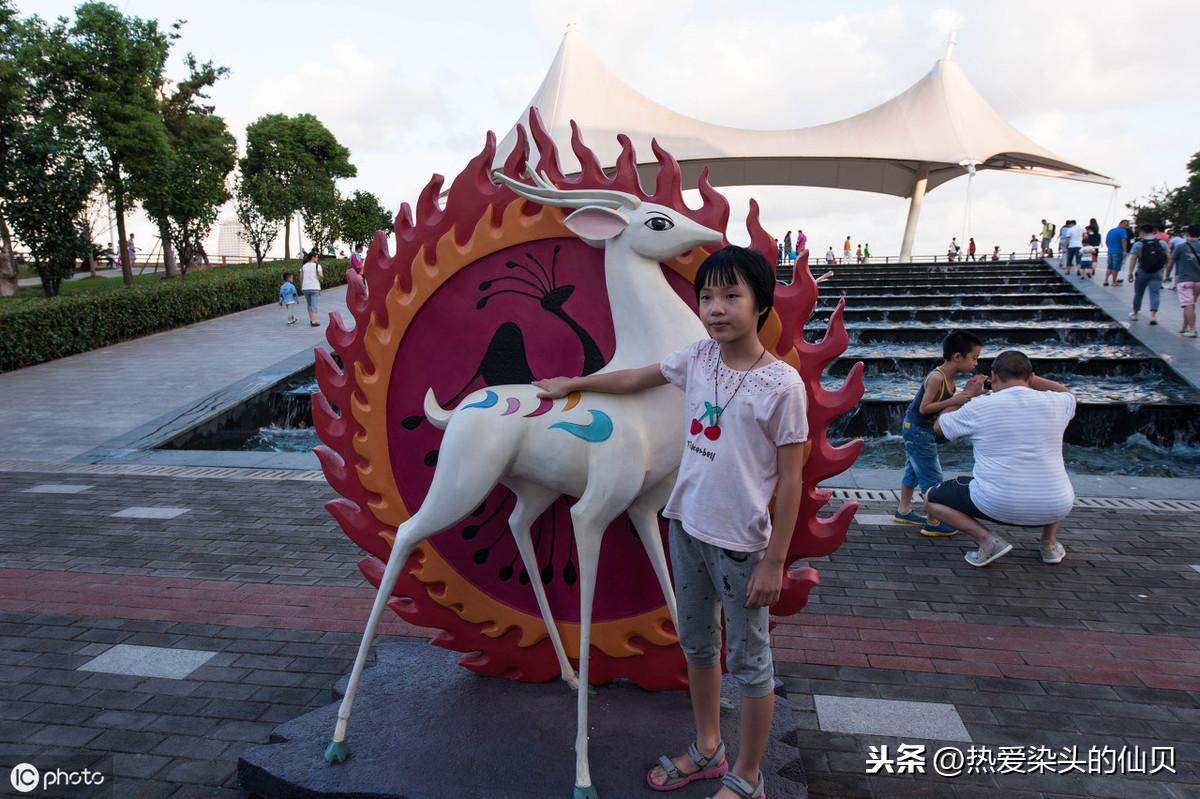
left=0, top=260, right=348, bottom=373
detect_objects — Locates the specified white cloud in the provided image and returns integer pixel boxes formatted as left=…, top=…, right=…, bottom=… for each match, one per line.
left=26, top=0, right=1192, bottom=263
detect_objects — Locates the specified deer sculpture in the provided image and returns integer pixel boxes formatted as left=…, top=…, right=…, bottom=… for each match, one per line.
left=325, top=165, right=725, bottom=799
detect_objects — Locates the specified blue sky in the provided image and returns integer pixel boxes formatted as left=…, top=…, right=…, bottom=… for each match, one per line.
left=18, top=0, right=1197, bottom=258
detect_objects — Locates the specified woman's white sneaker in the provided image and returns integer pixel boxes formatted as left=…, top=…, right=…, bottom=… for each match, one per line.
left=1041, top=542, right=1066, bottom=564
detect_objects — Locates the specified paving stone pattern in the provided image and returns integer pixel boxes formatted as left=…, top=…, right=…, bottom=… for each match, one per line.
left=0, top=470, right=1197, bottom=798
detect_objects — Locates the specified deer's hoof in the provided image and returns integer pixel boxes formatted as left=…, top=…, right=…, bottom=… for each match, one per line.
left=572, top=786, right=599, bottom=799
left=323, top=740, right=350, bottom=764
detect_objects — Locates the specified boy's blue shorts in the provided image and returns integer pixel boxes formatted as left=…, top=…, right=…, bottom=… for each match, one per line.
left=901, top=421, right=943, bottom=495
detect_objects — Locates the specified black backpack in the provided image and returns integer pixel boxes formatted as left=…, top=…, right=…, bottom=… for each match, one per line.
left=1139, top=239, right=1167, bottom=273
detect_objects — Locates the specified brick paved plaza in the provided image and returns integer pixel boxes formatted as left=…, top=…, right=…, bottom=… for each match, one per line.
left=1, top=469, right=1197, bottom=798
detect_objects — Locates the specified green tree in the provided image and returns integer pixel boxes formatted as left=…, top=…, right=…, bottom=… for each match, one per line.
left=1129, top=151, right=1200, bottom=230
left=337, top=190, right=391, bottom=249
left=233, top=174, right=280, bottom=267
left=301, top=190, right=340, bottom=257
left=1, top=12, right=98, bottom=297
left=0, top=0, right=26, bottom=295
left=66, top=2, right=171, bottom=286
left=240, top=113, right=356, bottom=259
left=141, top=53, right=236, bottom=277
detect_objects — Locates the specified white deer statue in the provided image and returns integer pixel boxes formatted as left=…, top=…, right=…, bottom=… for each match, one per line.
left=326, top=165, right=724, bottom=799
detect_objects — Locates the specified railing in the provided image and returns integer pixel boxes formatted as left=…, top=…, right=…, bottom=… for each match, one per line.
left=777, top=251, right=1036, bottom=267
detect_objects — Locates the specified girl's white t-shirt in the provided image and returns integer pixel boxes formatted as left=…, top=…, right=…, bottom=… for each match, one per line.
left=300, top=262, right=322, bottom=292
left=659, top=339, right=808, bottom=552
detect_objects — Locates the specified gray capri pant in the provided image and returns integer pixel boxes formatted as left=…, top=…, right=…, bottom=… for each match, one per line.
left=668, top=519, right=774, bottom=698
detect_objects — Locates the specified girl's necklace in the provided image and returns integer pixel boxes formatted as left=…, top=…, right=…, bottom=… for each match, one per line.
left=695, top=345, right=767, bottom=439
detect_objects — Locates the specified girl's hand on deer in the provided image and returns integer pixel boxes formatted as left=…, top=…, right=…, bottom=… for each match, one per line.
left=534, top=377, right=575, bottom=399
left=745, top=559, right=783, bottom=608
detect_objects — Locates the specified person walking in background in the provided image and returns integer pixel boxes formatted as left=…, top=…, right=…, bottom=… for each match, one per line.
left=1080, top=240, right=1096, bottom=279
left=992, top=245, right=1001, bottom=261
left=783, top=230, right=792, bottom=260
left=1063, top=220, right=1083, bottom=273
left=1105, top=219, right=1130, bottom=286
left=1168, top=228, right=1186, bottom=291
left=855, top=243, right=864, bottom=263
left=947, top=237, right=960, bottom=262
left=300, top=250, right=324, bottom=328
left=278, top=271, right=299, bottom=326
left=1057, top=221, right=1069, bottom=267
left=795, top=229, right=807, bottom=259
left=1040, top=219, right=1056, bottom=257
left=967, top=237, right=977, bottom=262
left=1169, top=224, right=1200, bottom=337
left=127, top=233, right=137, bottom=265
left=1128, top=223, right=1171, bottom=325
left=863, top=243, right=870, bottom=261
left=345, top=248, right=368, bottom=302
left=843, top=236, right=852, bottom=263
left=825, top=245, right=836, bottom=265
left=1029, top=235, right=1039, bottom=258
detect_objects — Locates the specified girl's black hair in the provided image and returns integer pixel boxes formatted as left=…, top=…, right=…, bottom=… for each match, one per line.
left=694, top=245, right=774, bottom=330
left=305, top=250, right=319, bottom=262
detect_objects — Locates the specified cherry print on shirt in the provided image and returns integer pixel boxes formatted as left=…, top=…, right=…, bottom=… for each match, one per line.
left=693, top=400, right=723, bottom=440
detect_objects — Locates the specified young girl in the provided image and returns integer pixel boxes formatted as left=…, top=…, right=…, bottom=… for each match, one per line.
left=534, top=246, right=807, bottom=799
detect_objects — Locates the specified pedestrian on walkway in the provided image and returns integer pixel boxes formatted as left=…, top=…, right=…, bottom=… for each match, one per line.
left=928, top=350, right=1076, bottom=567
left=1029, top=235, right=1039, bottom=258
left=825, top=246, right=836, bottom=265
left=843, top=236, right=852, bottom=263
left=863, top=243, right=870, bottom=261
left=992, top=245, right=1001, bottom=261
left=1080, top=242, right=1096, bottom=279
left=855, top=243, right=864, bottom=264
left=967, top=238, right=977, bottom=262
left=279, top=272, right=299, bottom=326
left=1127, top=223, right=1171, bottom=325
left=345, top=248, right=368, bottom=302
left=1168, top=228, right=1186, bottom=291
left=1040, top=219, right=1056, bottom=257
left=948, top=237, right=960, bottom=262
left=300, top=251, right=324, bottom=328
left=1063, top=220, right=1083, bottom=273
left=1104, top=220, right=1130, bottom=286
left=127, top=234, right=137, bottom=265
left=783, top=231, right=792, bottom=259
left=1086, top=218, right=1102, bottom=253
left=1169, top=223, right=1200, bottom=337
left=893, top=330, right=985, bottom=537
left=796, top=229, right=807, bottom=260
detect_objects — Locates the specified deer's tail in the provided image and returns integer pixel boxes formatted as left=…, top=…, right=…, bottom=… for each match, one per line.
left=423, top=389, right=454, bottom=431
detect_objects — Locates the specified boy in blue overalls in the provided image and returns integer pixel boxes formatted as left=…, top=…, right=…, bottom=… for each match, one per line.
left=894, top=330, right=985, bottom=536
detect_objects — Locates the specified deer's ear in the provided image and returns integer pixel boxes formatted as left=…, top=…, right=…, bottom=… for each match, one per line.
left=564, top=206, right=628, bottom=246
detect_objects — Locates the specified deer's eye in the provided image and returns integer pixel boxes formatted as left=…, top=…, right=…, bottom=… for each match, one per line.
left=645, top=216, right=674, bottom=232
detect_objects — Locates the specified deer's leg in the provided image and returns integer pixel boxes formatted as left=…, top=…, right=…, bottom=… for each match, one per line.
left=626, top=481, right=679, bottom=635
left=506, top=481, right=577, bottom=688
left=569, top=517, right=604, bottom=799
left=326, top=428, right=508, bottom=764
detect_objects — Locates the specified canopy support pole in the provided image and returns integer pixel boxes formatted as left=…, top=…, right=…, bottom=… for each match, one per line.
left=899, top=164, right=929, bottom=262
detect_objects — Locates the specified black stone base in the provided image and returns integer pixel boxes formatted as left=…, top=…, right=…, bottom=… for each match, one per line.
left=239, top=641, right=806, bottom=799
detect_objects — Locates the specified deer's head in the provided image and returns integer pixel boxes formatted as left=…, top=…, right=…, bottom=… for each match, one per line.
left=493, top=166, right=723, bottom=261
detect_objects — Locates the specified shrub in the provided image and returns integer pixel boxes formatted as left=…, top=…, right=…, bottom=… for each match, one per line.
left=0, top=260, right=348, bottom=372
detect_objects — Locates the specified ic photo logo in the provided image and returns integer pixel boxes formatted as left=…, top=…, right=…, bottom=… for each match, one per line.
left=8, top=761, right=108, bottom=794
left=10, top=763, right=39, bottom=793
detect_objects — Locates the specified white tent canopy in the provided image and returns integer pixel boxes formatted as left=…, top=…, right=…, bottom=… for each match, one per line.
left=496, top=29, right=1117, bottom=259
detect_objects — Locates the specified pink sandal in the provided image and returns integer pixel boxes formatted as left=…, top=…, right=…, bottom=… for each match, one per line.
left=647, top=741, right=728, bottom=791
